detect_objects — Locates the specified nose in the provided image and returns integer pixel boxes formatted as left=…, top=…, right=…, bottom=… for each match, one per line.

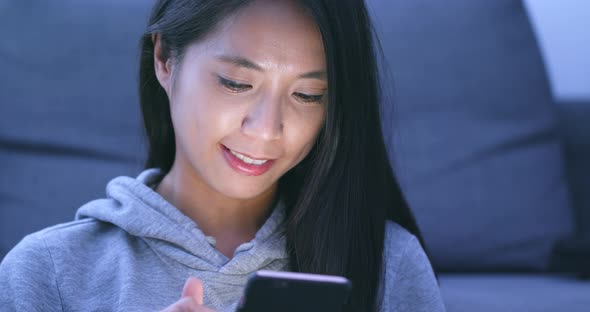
left=241, top=93, right=284, bottom=141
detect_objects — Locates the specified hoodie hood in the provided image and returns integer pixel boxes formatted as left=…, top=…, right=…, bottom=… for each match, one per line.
left=75, top=168, right=289, bottom=274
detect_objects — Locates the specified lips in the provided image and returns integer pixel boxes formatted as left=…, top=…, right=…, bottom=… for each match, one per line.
left=221, top=144, right=276, bottom=176
left=228, top=148, right=270, bottom=165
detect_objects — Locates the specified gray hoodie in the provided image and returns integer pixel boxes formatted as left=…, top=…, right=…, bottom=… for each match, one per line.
left=0, top=169, right=445, bottom=312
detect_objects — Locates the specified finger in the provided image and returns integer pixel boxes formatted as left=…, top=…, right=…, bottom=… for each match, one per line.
left=173, top=297, right=215, bottom=312
left=181, top=277, right=204, bottom=305
left=161, top=297, right=200, bottom=312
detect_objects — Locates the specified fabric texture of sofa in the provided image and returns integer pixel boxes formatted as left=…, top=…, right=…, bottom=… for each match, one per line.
left=368, top=0, right=590, bottom=310
left=1, top=1, right=589, bottom=311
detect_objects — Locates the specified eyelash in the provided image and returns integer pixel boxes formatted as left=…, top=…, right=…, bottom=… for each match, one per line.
left=217, top=76, right=325, bottom=104
left=293, top=92, right=324, bottom=104
left=218, top=76, right=251, bottom=92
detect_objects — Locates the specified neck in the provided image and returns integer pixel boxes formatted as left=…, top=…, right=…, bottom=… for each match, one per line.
left=155, top=159, right=277, bottom=252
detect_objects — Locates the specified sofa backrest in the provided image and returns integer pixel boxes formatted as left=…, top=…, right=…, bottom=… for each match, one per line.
left=0, top=0, right=151, bottom=258
left=369, top=0, right=574, bottom=271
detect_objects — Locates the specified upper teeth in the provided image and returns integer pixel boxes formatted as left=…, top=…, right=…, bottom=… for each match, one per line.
left=230, top=149, right=268, bottom=165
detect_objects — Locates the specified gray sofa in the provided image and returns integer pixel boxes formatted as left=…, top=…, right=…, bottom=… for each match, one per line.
left=1, top=1, right=589, bottom=311
left=369, top=1, right=590, bottom=310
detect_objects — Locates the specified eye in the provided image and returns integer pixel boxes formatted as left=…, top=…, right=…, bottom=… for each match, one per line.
left=218, top=76, right=252, bottom=92
left=293, top=92, right=325, bottom=104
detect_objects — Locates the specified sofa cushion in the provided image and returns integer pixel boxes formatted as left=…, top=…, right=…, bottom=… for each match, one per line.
left=0, top=1, right=152, bottom=259
left=369, top=0, right=574, bottom=271
left=440, top=274, right=590, bottom=312
left=557, top=101, right=590, bottom=237
left=551, top=101, right=590, bottom=276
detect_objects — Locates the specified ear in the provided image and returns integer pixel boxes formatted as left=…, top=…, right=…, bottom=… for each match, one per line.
left=153, top=33, right=173, bottom=96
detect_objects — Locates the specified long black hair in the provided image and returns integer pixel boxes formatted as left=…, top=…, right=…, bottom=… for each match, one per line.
left=139, top=1, right=425, bottom=311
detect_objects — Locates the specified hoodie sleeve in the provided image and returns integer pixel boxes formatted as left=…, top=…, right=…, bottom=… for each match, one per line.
left=0, top=234, right=63, bottom=312
left=382, top=223, right=446, bottom=312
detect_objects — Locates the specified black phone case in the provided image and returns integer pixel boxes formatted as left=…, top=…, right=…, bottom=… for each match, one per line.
left=236, top=273, right=352, bottom=312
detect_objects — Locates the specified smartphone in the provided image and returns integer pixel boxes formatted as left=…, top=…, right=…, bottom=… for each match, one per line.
left=235, top=270, right=352, bottom=312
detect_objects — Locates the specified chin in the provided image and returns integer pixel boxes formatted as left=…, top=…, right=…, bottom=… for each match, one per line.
left=214, top=180, right=275, bottom=200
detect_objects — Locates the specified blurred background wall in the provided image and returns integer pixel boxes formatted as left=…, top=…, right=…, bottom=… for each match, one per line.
left=524, top=0, right=590, bottom=101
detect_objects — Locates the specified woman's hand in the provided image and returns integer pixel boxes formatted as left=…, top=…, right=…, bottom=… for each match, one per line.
left=161, top=277, right=216, bottom=312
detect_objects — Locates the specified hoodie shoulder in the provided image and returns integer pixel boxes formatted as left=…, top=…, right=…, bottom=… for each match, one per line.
left=0, top=221, right=94, bottom=311
left=3, top=214, right=126, bottom=273
left=36, top=212, right=133, bottom=265
left=381, top=221, right=446, bottom=312
left=35, top=203, right=124, bottom=250
left=0, top=214, right=159, bottom=311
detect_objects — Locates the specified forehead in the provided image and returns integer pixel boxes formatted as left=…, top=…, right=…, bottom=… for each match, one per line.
left=191, top=0, right=326, bottom=71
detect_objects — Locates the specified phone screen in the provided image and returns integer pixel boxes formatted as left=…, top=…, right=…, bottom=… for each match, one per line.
left=236, top=270, right=352, bottom=312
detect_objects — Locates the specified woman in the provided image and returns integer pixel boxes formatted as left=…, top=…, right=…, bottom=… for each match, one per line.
left=0, top=0, right=445, bottom=311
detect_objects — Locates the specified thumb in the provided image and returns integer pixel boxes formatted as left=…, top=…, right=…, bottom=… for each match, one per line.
left=181, top=277, right=204, bottom=305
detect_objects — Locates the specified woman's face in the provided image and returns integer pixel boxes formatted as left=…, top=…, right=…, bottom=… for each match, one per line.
left=155, top=0, right=327, bottom=199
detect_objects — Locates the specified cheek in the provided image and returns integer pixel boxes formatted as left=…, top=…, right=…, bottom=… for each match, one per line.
left=171, top=85, right=244, bottom=149
left=286, top=109, right=325, bottom=162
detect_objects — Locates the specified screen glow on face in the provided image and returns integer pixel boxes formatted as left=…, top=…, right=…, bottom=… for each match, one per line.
left=164, top=0, right=327, bottom=200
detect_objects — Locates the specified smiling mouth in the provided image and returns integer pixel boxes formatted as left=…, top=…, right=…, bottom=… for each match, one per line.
left=221, top=144, right=276, bottom=176
left=228, top=148, right=269, bottom=165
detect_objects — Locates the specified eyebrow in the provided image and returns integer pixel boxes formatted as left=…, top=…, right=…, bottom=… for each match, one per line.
left=215, top=55, right=327, bottom=80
